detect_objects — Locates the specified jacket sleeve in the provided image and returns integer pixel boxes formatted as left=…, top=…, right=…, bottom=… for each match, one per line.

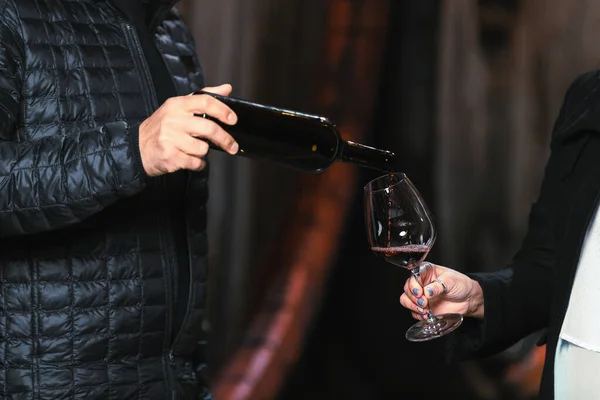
left=0, top=9, right=147, bottom=238
left=446, top=70, right=599, bottom=360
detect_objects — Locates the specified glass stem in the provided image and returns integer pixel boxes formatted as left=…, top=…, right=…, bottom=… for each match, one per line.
left=410, top=268, right=438, bottom=324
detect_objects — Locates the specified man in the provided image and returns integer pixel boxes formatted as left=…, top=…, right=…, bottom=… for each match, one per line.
left=0, top=0, right=238, bottom=398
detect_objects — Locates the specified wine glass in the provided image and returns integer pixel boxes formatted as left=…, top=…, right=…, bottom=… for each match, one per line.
left=364, top=173, right=463, bottom=342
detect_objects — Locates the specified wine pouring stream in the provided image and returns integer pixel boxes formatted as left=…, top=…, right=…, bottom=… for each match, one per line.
left=190, top=92, right=466, bottom=340
left=364, top=173, right=463, bottom=341
left=190, top=92, right=458, bottom=341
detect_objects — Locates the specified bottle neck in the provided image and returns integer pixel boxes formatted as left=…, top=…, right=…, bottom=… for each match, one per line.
left=338, top=140, right=395, bottom=172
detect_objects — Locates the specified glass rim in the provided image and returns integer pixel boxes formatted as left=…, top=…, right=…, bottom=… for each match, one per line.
left=364, top=172, right=408, bottom=192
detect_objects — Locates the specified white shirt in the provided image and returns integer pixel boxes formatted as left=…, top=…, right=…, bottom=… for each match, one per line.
left=556, top=205, right=600, bottom=397
left=560, top=204, right=600, bottom=351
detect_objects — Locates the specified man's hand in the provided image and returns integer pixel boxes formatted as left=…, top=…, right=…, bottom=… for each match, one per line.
left=139, top=83, right=238, bottom=176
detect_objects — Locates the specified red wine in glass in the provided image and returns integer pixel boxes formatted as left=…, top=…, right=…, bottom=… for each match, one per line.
left=370, top=244, right=431, bottom=270
left=364, top=173, right=463, bottom=342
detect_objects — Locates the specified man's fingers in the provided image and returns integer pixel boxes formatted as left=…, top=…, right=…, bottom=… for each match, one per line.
left=201, top=83, right=233, bottom=97
left=179, top=154, right=207, bottom=171
left=175, top=132, right=210, bottom=158
left=183, top=92, right=237, bottom=125
left=184, top=116, right=238, bottom=154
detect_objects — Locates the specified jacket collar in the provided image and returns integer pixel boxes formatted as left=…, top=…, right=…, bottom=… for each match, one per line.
left=106, top=0, right=180, bottom=29
left=553, top=72, right=600, bottom=148
left=104, top=0, right=180, bottom=9
left=141, top=0, right=179, bottom=6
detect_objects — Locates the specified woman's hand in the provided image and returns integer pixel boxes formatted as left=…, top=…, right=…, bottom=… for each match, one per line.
left=399, top=263, right=485, bottom=321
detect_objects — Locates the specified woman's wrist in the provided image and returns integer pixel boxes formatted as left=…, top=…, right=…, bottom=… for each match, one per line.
left=466, top=279, right=484, bottom=319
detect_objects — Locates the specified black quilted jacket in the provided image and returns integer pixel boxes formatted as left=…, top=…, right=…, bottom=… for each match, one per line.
left=0, top=0, right=211, bottom=398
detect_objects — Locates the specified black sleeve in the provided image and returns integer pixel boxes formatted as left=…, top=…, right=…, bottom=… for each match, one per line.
left=0, top=9, right=147, bottom=238
left=446, top=70, right=599, bottom=360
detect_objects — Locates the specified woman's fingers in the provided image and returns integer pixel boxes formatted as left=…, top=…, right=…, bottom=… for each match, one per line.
left=423, top=275, right=451, bottom=300
left=403, top=276, right=428, bottom=309
left=400, top=293, right=427, bottom=317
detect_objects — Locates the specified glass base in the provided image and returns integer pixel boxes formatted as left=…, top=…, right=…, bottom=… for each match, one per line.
left=405, top=313, right=463, bottom=342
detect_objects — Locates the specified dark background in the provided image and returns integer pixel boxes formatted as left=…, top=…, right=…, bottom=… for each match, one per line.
left=178, top=0, right=599, bottom=398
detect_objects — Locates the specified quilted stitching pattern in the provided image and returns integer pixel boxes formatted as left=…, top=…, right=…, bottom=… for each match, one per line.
left=0, top=1, right=209, bottom=398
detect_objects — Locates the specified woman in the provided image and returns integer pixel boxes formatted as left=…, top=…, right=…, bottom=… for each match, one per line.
left=400, top=69, right=600, bottom=399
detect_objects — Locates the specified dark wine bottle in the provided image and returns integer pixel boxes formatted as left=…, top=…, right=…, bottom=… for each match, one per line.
left=194, top=91, right=395, bottom=173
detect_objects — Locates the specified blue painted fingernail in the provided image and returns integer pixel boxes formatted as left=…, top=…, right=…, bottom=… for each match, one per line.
left=427, top=287, right=434, bottom=296
left=412, top=288, right=419, bottom=296
left=417, top=298, right=425, bottom=307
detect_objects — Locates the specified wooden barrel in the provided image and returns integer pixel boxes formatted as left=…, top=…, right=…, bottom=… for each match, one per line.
left=211, top=1, right=390, bottom=398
